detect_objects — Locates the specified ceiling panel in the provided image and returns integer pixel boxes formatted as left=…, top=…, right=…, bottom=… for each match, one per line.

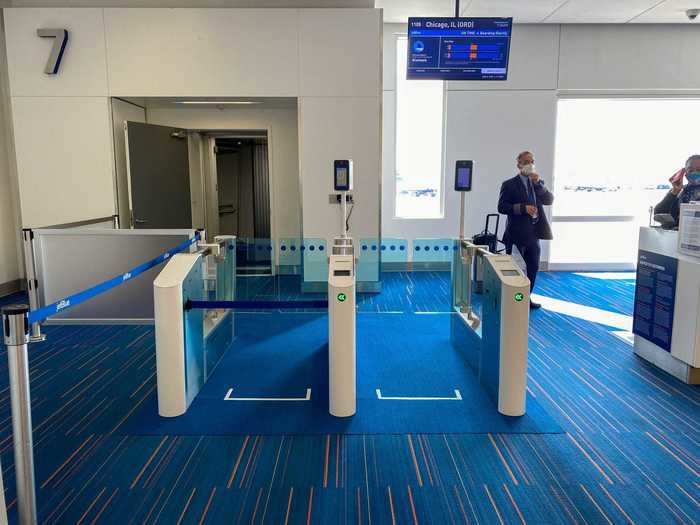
left=542, top=0, right=667, bottom=23
left=376, top=0, right=700, bottom=23
left=9, top=0, right=373, bottom=6
left=378, top=0, right=456, bottom=23
left=463, top=0, right=566, bottom=23
left=631, top=0, right=700, bottom=22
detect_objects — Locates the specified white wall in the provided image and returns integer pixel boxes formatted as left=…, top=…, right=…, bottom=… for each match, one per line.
left=147, top=106, right=302, bottom=240
left=558, top=25, right=700, bottom=91
left=2, top=7, right=382, bottom=286
left=383, top=23, right=700, bottom=264
left=443, top=90, right=557, bottom=241
left=4, top=8, right=115, bottom=228
left=299, top=96, right=381, bottom=240
left=0, top=11, right=20, bottom=288
left=297, top=8, right=382, bottom=269
left=0, top=131, right=18, bottom=286
left=104, top=9, right=299, bottom=97
left=11, top=96, right=115, bottom=228
left=5, top=8, right=108, bottom=97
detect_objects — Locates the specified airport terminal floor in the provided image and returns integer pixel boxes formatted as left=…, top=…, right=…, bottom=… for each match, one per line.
left=0, top=270, right=697, bottom=524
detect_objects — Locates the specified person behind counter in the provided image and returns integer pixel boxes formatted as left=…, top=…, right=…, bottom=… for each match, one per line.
left=654, top=154, right=700, bottom=227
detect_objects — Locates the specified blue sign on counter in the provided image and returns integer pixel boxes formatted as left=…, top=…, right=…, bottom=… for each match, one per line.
left=633, top=250, right=678, bottom=352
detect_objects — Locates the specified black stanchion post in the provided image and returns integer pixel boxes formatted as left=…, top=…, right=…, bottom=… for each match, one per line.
left=2, top=305, right=38, bottom=525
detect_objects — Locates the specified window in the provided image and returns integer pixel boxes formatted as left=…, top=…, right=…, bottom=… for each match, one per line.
left=395, top=36, right=445, bottom=219
left=551, top=98, right=700, bottom=267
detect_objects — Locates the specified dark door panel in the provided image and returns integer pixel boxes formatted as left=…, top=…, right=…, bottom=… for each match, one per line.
left=126, top=122, right=191, bottom=229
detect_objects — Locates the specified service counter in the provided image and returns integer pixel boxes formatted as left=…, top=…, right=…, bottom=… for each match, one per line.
left=634, top=226, right=700, bottom=383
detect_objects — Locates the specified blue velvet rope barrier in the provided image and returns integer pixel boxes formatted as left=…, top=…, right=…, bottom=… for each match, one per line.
left=186, top=300, right=329, bottom=311
left=27, top=233, right=201, bottom=325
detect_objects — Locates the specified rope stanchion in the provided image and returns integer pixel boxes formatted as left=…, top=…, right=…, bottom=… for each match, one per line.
left=2, top=231, right=201, bottom=525
left=186, top=299, right=329, bottom=311
left=2, top=305, right=37, bottom=525
left=27, top=233, right=200, bottom=325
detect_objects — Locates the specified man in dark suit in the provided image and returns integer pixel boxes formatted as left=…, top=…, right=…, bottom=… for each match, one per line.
left=497, top=151, right=554, bottom=309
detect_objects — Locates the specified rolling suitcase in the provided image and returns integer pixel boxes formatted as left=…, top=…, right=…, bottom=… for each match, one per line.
left=472, top=214, right=501, bottom=293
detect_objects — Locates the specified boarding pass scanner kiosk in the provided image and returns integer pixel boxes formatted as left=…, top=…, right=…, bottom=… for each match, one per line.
left=452, top=245, right=531, bottom=416
left=328, top=160, right=357, bottom=417
left=328, top=251, right=356, bottom=417
left=481, top=256, right=530, bottom=416
left=452, top=161, right=530, bottom=416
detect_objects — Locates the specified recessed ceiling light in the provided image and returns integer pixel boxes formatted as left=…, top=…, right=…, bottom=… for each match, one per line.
left=176, top=100, right=261, bottom=105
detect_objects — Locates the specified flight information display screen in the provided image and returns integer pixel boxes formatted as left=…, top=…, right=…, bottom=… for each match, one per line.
left=407, top=17, right=513, bottom=81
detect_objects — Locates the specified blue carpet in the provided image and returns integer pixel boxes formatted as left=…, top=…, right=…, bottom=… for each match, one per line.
left=536, top=272, right=635, bottom=315
left=0, top=272, right=699, bottom=524
left=123, top=312, right=561, bottom=435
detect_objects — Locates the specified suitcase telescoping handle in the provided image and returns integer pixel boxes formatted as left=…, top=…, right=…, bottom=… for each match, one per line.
left=485, top=213, right=500, bottom=237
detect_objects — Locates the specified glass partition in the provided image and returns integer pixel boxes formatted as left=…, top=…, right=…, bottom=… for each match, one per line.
left=451, top=239, right=467, bottom=310
left=303, top=238, right=328, bottom=284
left=229, top=236, right=501, bottom=297
left=181, top=243, right=237, bottom=406
left=278, top=238, right=302, bottom=274
left=413, top=238, right=455, bottom=264
left=204, top=239, right=237, bottom=380
left=235, top=237, right=273, bottom=275
left=375, top=238, right=408, bottom=272
left=215, top=237, right=236, bottom=301
left=357, top=238, right=380, bottom=284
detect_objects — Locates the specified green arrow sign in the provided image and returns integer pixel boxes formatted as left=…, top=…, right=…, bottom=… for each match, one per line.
left=514, top=292, right=524, bottom=302
left=337, top=293, right=347, bottom=302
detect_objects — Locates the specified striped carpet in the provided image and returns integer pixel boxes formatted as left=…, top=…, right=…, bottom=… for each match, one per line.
left=0, top=272, right=698, bottom=524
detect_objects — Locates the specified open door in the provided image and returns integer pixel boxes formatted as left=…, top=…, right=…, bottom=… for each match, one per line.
left=213, top=135, right=272, bottom=274
left=125, top=121, right=192, bottom=229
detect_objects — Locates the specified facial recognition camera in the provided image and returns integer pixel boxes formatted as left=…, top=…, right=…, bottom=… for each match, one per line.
left=687, top=8, right=699, bottom=20
left=334, top=160, right=353, bottom=192
left=455, top=160, right=473, bottom=192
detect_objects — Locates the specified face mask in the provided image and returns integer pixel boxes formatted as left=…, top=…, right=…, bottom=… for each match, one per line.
left=688, top=171, right=700, bottom=184
left=521, top=163, right=535, bottom=176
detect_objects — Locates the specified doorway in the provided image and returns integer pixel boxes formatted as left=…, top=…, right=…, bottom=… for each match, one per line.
left=123, top=122, right=274, bottom=274
left=213, top=134, right=272, bottom=275
left=114, top=97, right=300, bottom=279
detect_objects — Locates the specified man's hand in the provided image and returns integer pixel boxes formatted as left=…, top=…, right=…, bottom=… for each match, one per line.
left=528, top=173, right=540, bottom=184
left=671, top=178, right=684, bottom=195
left=525, top=205, right=538, bottom=217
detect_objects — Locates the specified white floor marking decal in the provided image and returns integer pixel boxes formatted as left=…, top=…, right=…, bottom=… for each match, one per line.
left=375, top=389, right=462, bottom=401
left=224, top=388, right=312, bottom=401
